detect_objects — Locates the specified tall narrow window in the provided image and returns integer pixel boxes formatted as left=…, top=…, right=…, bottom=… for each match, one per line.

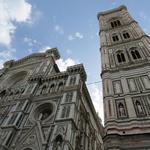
left=49, top=84, right=55, bottom=93
left=130, top=47, right=141, bottom=60
left=111, top=20, right=121, bottom=28
left=53, top=135, right=63, bottom=150
left=123, top=32, right=130, bottom=39
left=41, top=85, right=47, bottom=94
left=112, top=35, right=119, bottom=42
left=135, top=50, right=141, bottom=59
left=111, top=22, right=114, bottom=28
left=117, top=20, right=121, bottom=26
left=117, top=52, right=126, bottom=63
left=57, top=82, right=63, bottom=92
left=65, top=92, right=73, bottom=103
left=117, top=54, right=122, bottom=63
left=131, top=51, right=136, bottom=59
left=121, top=53, right=125, bottom=62
left=70, top=76, right=76, bottom=85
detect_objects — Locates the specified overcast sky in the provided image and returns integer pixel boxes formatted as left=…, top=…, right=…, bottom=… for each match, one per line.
left=0, top=0, right=150, bottom=123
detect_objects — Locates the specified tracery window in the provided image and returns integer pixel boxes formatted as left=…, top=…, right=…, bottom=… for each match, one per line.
left=41, top=85, right=47, bottom=94
left=116, top=52, right=126, bottom=63
left=123, top=32, right=130, bottom=39
left=130, top=47, right=141, bottom=60
left=111, top=20, right=121, bottom=28
left=112, top=35, right=119, bottom=42
left=49, top=84, right=55, bottom=93
left=57, top=82, right=63, bottom=92
left=34, top=103, right=53, bottom=121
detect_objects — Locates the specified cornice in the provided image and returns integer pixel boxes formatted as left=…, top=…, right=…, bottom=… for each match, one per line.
left=67, top=64, right=87, bottom=82
left=97, top=5, right=127, bottom=20
left=100, top=34, right=149, bottom=50
left=28, top=63, right=87, bottom=83
left=99, top=20, right=137, bottom=34
left=101, top=60, right=150, bottom=76
left=3, top=48, right=60, bottom=69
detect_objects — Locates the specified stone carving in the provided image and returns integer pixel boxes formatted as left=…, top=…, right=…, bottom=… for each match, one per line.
left=113, top=81, right=122, bottom=94
left=116, top=99, right=127, bottom=118
left=141, top=76, right=150, bottom=89
left=128, top=78, right=136, bottom=92
left=53, top=134, right=63, bottom=150
left=118, top=103, right=125, bottom=117
left=136, top=101, right=143, bottom=114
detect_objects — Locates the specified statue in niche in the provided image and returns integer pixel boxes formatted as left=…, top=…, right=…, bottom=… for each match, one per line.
left=53, top=135, right=63, bottom=150
left=118, top=103, right=126, bottom=117
left=136, top=101, right=143, bottom=114
left=38, top=109, right=51, bottom=121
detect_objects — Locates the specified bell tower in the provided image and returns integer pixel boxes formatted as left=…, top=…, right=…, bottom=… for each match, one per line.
left=98, top=5, right=150, bottom=149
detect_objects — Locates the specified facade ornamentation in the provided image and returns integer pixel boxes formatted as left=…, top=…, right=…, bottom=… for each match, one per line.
left=98, top=5, right=150, bottom=149
left=0, top=48, right=104, bottom=150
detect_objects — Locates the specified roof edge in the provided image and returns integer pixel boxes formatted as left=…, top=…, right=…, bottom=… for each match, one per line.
left=97, top=5, right=127, bottom=20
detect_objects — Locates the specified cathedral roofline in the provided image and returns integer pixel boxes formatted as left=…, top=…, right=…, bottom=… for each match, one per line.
left=67, top=64, right=87, bottom=81
left=3, top=48, right=60, bottom=69
left=97, top=5, right=127, bottom=20
left=28, top=63, right=87, bottom=83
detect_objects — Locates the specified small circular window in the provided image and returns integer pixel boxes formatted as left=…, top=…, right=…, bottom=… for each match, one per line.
left=34, top=103, right=53, bottom=121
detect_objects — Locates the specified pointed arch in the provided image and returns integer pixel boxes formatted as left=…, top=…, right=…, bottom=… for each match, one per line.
left=130, top=47, right=141, bottom=60
left=53, top=134, right=63, bottom=150
left=110, top=19, right=121, bottom=28
left=57, top=82, right=64, bottom=92
left=49, top=83, right=55, bottom=93
left=116, top=51, right=126, bottom=63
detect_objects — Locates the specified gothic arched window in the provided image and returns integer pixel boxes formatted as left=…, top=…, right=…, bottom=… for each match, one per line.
left=111, top=20, right=121, bottom=28
left=53, top=135, right=63, bottom=150
left=112, top=35, right=119, bottom=42
left=118, top=103, right=125, bottom=117
left=41, top=85, right=47, bottom=94
left=123, top=32, right=130, bottom=39
left=61, top=106, right=70, bottom=118
left=34, top=103, right=53, bottom=121
left=49, top=84, right=55, bottom=93
left=116, top=52, right=126, bottom=63
left=130, top=47, right=141, bottom=60
left=57, top=82, right=63, bottom=92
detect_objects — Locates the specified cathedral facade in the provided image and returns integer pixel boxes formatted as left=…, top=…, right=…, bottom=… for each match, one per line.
left=0, top=49, right=104, bottom=150
left=98, top=5, right=150, bottom=150
left=1, top=4, right=150, bottom=150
